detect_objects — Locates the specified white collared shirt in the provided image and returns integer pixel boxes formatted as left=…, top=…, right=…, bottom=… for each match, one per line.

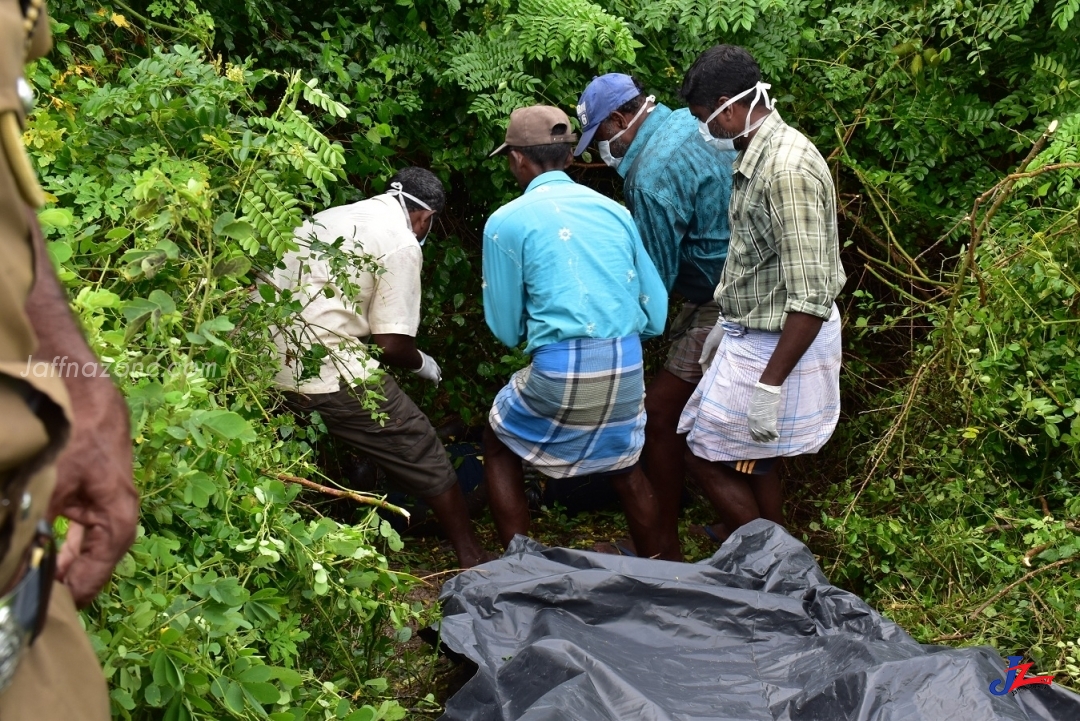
left=267, top=194, right=422, bottom=394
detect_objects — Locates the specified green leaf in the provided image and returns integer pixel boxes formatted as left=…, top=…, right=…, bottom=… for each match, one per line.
left=220, top=220, right=255, bottom=241
left=267, top=667, right=303, bottom=687
left=224, top=680, right=245, bottom=714
left=213, top=212, right=237, bottom=235
left=114, top=552, right=136, bottom=577
left=46, top=240, right=73, bottom=265
left=213, top=256, right=252, bottom=278
left=163, top=697, right=192, bottom=721
left=258, top=283, right=276, bottom=302
left=159, top=627, right=182, bottom=646
left=237, top=665, right=273, bottom=683
left=242, top=681, right=281, bottom=705
left=37, top=207, right=74, bottom=228
left=209, top=577, right=251, bottom=606
left=144, top=683, right=163, bottom=707
left=148, top=289, right=176, bottom=314
left=151, top=649, right=184, bottom=690
left=198, top=410, right=256, bottom=442
left=185, top=472, right=216, bottom=508
left=110, top=688, right=136, bottom=711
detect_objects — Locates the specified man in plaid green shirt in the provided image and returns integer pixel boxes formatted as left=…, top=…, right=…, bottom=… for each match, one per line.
left=676, top=45, right=846, bottom=540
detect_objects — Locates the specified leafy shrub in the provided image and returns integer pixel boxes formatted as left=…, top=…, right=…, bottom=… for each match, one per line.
left=32, top=0, right=1080, bottom=710
left=29, top=28, right=419, bottom=719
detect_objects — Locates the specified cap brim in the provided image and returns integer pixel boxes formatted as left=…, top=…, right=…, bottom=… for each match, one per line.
left=488, top=142, right=510, bottom=158
left=573, top=125, right=598, bottom=156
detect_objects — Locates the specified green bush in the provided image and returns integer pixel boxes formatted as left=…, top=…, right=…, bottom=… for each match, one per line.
left=29, top=30, right=422, bottom=719
left=30, top=0, right=1080, bottom=713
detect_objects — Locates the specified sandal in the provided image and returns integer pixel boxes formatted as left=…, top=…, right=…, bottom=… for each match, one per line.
left=689, top=523, right=729, bottom=546
left=591, top=539, right=638, bottom=557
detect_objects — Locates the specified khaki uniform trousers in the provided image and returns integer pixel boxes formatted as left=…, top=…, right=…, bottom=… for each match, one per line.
left=0, top=1, right=109, bottom=717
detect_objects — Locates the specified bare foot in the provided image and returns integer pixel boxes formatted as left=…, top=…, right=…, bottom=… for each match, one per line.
left=457, top=549, right=498, bottom=568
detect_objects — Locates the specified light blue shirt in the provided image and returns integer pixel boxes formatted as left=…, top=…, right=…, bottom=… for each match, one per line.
left=482, top=171, right=668, bottom=354
left=619, top=105, right=738, bottom=304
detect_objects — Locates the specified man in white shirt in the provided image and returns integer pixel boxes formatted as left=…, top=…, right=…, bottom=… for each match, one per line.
left=269, top=167, right=490, bottom=568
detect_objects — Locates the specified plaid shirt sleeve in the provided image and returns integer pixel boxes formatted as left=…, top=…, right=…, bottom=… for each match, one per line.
left=767, top=170, right=838, bottom=321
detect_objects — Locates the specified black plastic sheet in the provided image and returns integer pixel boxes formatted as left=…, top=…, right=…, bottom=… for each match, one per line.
left=438, top=520, right=1080, bottom=720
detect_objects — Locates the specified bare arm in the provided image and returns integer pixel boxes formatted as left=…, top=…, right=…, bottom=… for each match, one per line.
left=25, top=223, right=138, bottom=608
left=758, top=312, right=824, bottom=387
left=370, top=333, right=423, bottom=370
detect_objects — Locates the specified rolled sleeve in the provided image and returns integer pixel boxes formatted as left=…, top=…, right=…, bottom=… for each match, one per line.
left=768, top=170, right=836, bottom=321
left=368, top=245, right=422, bottom=336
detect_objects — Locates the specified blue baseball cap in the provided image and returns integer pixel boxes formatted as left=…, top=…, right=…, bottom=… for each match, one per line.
left=573, top=74, right=641, bottom=156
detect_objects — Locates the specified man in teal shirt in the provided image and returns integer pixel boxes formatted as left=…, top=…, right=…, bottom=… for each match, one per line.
left=482, top=105, right=669, bottom=558
left=575, top=74, right=738, bottom=556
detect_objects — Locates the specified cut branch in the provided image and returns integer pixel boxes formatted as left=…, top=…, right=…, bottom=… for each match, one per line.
left=276, top=472, right=411, bottom=519
left=969, top=557, right=1076, bottom=619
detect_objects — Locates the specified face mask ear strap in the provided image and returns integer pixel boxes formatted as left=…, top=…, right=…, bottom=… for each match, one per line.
left=387, top=181, right=433, bottom=215
left=387, top=181, right=435, bottom=242
left=704, top=82, right=773, bottom=125
left=609, top=95, right=657, bottom=144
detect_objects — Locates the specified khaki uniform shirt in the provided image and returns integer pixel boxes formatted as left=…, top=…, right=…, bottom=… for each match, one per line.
left=716, top=111, right=846, bottom=331
left=0, top=6, right=111, bottom=719
left=0, top=0, right=69, bottom=590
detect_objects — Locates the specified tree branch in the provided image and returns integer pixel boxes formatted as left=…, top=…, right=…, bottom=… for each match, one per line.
left=276, top=473, right=411, bottom=519
left=969, top=557, right=1076, bottom=619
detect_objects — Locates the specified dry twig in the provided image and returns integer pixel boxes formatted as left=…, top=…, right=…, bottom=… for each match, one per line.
left=276, top=472, right=411, bottom=518
left=969, top=557, right=1076, bottom=619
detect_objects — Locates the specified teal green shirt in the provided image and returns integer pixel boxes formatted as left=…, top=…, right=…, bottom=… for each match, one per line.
left=482, top=171, right=668, bottom=353
left=619, top=105, right=738, bottom=304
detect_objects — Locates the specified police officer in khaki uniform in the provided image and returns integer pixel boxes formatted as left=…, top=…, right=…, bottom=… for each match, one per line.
left=0, top=0, right=139, bottom=716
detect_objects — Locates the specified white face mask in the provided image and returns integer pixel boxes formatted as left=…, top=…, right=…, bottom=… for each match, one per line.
left=387, top=181, right=433, bottom=246
left=598, top=95, right=655, bottom=169
left=697, top=82, right=773, bottom=151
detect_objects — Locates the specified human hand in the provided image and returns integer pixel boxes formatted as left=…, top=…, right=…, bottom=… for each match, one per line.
left=747, top=382, right=782, bottom=443
left=50, top=385, right=138, bottom=609
left=412, top=351, right=442, bottom=386
left=697, top=321, right=725, bottom=374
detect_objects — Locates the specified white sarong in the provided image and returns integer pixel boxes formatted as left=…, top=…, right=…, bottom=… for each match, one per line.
left=678, top=305, right=842, bottom=461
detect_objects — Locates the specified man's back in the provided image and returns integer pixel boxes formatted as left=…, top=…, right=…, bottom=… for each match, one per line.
left=483, top=171, right=667, bottom=353
left=621, top=105, right=737, bottom=304
left=720, top=111, right=844, bottom=332
left=270, top=195, right=422, bottom=392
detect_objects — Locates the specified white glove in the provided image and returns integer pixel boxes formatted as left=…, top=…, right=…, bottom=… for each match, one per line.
left=412, top=351, right=442, bottom=386
left=698, top=321, right=725, bottom=374
left=747, top=381, right=781, bottom=442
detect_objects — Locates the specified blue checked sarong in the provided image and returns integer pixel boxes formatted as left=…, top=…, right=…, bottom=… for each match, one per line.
left=489, top=336, right=646, bottom=479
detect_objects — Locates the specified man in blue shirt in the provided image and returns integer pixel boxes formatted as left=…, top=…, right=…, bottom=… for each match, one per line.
left=483, top=105, right=670, bottom=558
left=574, top=74, right=738, bottom=556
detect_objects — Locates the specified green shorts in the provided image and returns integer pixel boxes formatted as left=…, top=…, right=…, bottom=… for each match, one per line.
left=283, top=375, right=457, bottom=499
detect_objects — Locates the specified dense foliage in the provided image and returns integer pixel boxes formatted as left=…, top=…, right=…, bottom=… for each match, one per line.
left=25, top=0, right=1080, bottom=716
